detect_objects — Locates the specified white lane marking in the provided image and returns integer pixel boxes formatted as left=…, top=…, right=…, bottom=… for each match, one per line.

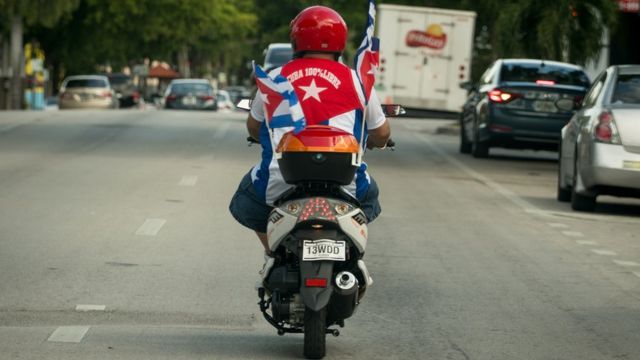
left=561, top=231, right=584, bottom=237
left=75, top=304, right=106, bottom=311
left=590, top=249, right=618, bottom=256
left=179, top=175, right=198, bottom=187
left=548, top=223, right=569, bottom=228
left=213, top=122, right=231, bottom=141
left=47, top=326, right=90, bottom=343
left=613, top=260, right=640, bottom=267
left=576, top=240, right=598, bottom=246
left=414, top=133, right=540, bottom=213
left=135, top=218, right=166, bottom=236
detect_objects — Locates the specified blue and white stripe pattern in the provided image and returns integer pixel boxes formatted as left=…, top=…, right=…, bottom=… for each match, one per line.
left=353, top=0, right=379, bottom=105
left=253, top=63, right=306, bottom=133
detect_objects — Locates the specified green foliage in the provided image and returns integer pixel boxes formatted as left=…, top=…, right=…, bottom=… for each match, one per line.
left=7, top=0, right=620, bottom=86
left=0, top=0, right=80, bottom=28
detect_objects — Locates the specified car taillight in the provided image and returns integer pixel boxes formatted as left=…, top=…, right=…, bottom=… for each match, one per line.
left=132, top=91, right=140, bottom=101
left=60, top=92, right=73, bottom=100
left=101, top=91, right=112, bottom=98
left=595, top=111, right=621, bottom=144
left=305, top=278, right=328, bottom=288
left=201, top=95, right=214, bottom=101
left=488, top=89, right=519, bottom=103
left=166, top=95, right=177, bottom=102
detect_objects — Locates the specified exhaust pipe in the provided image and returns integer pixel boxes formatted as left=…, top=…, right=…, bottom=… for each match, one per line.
left=328, top=271, right=359, bottom=320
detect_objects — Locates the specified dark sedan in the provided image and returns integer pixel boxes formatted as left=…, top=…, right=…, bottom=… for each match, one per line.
left=163, top=79, right=217, bottom=111
left=460, top=59, right=590, bottom=158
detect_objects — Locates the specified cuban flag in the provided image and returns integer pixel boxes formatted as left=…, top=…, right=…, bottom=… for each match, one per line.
left=354, top=0, right=380, bottom=105
left=253, top=63, right=306, bottom=133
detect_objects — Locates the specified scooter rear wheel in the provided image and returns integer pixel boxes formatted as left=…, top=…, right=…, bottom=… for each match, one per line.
left=303, top=307, right=327, bottom=359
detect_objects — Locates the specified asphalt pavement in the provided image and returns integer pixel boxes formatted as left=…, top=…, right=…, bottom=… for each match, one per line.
left=0, top=109, right=639, bottom=359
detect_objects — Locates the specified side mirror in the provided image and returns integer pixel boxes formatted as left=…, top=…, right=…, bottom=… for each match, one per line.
left=382, top=104, right=406, bottom=117
left=236, top=99, right=252, bottom=110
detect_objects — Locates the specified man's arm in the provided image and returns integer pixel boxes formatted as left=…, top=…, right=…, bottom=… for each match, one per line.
left=247, top=114, right=262, bottom=141
left=367, top=119, right=391, bottom=148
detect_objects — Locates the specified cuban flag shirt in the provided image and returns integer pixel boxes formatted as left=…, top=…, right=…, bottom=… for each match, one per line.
left=250, top=58, right=386, bottom=206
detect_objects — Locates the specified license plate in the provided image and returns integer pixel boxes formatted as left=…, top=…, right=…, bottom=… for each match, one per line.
left=302, top=240, right=346, bottom=261
left=623, top=161, right=640, bottom=170
left=182, top=97, right=197, bottom=105
left=532, top=100, right=557, bottom=113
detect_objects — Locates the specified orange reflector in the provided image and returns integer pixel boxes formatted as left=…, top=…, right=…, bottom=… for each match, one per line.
left=305, top=278, right=328, bottom=288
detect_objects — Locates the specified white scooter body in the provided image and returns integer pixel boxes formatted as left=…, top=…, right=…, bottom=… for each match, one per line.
left=266, top=197, right=373, bottom=287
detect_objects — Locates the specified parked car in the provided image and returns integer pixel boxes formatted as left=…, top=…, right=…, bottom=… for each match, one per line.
left=103, top=73, right=140, bottom=108
left=460, top=59, right=590, bottom=157
left=216, top=90, right=235, bottom=112
left=557, top=65, right=640, bottom=211
left=223, top=85, right=251, bottom=105
left=163, top=79, right=217, bottom=111
left=263, top=43, right=293, bottom=72
left=58, top=75, right=119, bottom=110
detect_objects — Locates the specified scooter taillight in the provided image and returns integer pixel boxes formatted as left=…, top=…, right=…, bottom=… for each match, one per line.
left=299, top=198, right=336, bottom=222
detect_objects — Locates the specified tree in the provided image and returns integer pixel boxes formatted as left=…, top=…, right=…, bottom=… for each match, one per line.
left=491, top=0, right=618, bottom=65
left=0, top=0, right=80, bottom=108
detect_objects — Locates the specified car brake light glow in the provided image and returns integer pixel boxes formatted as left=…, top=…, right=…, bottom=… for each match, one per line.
left=305, top=278, right=328, bottom=288
left=595, top=111, right=621, bottom=144
left=101, top=91, right=112, bottom=98
left=201, top=95, right=214, bottom=101
left=488, top=89, right=518, bottom=103
left=166, top=95, right=177, bottom=101
left=535, top=80, right=556, bottom=85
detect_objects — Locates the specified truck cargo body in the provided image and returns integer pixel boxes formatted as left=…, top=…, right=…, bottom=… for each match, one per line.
left=376, top=4, right=476, bottom=113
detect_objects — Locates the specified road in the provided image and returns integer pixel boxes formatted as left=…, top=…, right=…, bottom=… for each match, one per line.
left=0, top=109, right=639, bottom=360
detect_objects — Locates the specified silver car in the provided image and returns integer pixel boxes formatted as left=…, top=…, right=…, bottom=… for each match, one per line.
left=59, top=75, right=119, bottom=110
left=558, top=65, right=640, bottom=211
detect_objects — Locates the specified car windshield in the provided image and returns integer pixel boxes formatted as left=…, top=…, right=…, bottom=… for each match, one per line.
left=170, top=83, right=212, bottom=95
left=612, top=74, right=640, bottom=104
left=65, top=79, right=108, bottom=88
left=266, top=48, right=293, bottom=67
left=500, top=63, right=590, bottom=87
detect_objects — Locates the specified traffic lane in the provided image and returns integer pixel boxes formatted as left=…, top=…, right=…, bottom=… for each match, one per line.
left=400, top=119, right=640, bottom=268
left=0, top=110, right=262, bottom=315
left=356, top=125, right=640, bottom=359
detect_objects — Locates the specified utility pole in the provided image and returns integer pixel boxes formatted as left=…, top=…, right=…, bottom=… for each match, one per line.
left=10, top=15, right=24, bottom=110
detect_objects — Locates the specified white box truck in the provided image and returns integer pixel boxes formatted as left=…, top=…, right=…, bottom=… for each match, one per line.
left=375, top=4, right=476, bottom=113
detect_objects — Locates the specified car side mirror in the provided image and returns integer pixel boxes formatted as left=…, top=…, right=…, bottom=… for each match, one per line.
left=383, top=104, right=406, bottom=117
left=236, top=99, right=252, bottom=110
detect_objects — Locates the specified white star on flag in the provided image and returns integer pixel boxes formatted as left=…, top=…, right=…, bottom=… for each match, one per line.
left=299, top=79, right=327, bottom=102
left=259, top=92, right=270, bottom=104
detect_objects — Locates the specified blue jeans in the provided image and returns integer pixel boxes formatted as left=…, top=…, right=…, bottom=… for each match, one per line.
left=229, top=170, right=381, bottom=233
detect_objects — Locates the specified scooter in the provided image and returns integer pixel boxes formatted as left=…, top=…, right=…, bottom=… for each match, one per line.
left=249, top=104, right=402, bottom=359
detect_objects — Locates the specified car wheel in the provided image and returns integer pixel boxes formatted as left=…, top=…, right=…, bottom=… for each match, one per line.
left=556, top=143, right=571, bottom=202
left=459, top=117, right=472, bottom=154
left=471, top=121, right=489, bottom=158
left=570, top=154, right=596, bottom=211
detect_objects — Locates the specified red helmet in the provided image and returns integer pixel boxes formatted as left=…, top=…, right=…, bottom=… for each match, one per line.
left=290, top=6, right=348, bottom=54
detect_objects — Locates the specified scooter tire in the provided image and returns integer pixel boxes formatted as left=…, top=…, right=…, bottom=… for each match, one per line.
left=303, top=307, right=327, bottom=359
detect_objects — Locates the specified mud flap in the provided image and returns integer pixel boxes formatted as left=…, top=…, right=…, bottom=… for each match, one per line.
left=299, top=260, right=334, bottom=311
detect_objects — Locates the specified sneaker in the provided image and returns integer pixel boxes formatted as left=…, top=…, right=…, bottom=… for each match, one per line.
left=255, top=253, right=275, bottom=291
